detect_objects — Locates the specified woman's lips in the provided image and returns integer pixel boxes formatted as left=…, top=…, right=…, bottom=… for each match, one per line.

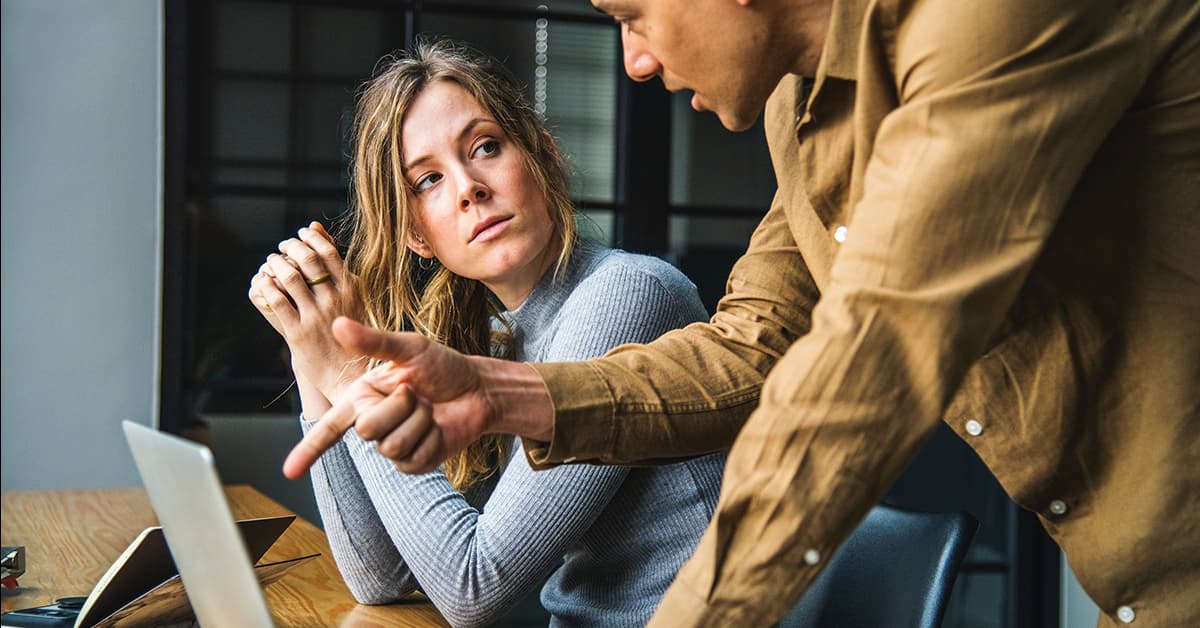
left=471, top=216, right=513, bottom=243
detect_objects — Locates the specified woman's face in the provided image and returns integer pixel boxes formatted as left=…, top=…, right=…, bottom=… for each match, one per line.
left=401, top=80, right=557, bottom=309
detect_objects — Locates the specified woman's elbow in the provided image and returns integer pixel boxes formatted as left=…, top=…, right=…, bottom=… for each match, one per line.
left=430, top=589, right=511, bottom=628
left=343, top=574, right=418, bottom=605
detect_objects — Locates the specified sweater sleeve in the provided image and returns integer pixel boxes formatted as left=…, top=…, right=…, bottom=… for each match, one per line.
left=344, top=437, right=627, bottom=627
left=327, top=256, right=708, bottom=627
left=301, top=417, right=420, bottom=602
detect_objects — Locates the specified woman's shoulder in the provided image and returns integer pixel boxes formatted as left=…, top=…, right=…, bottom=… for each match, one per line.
left=572, top=242, right=700, bottom=302
left=556, top=241, right=708, bottom=330
left=523, top=241, right=707, bottom=360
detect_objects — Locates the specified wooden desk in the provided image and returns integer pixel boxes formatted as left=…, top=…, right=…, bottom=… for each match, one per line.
left=1, top=485, right=447, bottom=627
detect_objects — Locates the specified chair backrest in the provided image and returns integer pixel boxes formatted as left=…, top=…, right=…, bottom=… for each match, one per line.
left=779, top=504, right=978, bottom=628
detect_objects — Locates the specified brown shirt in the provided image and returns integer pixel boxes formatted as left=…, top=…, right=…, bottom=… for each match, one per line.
left=529, top=0, right=1200, bottom=625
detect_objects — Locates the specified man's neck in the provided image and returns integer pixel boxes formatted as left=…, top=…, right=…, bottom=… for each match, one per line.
left=781, top=0, right=834, bottom=77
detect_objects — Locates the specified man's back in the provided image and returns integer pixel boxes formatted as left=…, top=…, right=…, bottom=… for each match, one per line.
left=752, top=0, right=1200, bottom=623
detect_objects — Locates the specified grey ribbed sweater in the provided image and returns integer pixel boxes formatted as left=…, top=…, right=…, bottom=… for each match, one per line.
left=303, top=240, right=726, bottom=627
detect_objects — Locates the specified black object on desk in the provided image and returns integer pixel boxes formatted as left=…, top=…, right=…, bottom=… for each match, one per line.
left=1, top=597, right=85, bottom=627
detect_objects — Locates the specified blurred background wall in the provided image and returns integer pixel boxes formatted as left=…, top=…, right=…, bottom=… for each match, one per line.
left=1, top=0, right=162, bottom=490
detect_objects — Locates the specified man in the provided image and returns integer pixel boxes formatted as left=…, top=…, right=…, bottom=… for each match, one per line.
left=286, top=0, right=1200, bottom=625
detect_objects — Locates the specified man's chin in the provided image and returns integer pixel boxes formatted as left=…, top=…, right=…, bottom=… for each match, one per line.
left=715, top=108, right=760, bottom=133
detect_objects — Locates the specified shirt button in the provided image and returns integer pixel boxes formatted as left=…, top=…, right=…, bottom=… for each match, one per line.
left=803, top=549, right=820, bottom=565
left=833, top=225, right=848, bottom=243
left=1048, top=499, right=1069, bottom=516
left=964, top=419, right=984, bottom=436
left=1117, top=606, right=1135, bottom=623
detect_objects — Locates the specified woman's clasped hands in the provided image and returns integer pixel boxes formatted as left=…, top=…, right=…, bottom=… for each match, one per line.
left=248, top=221, right=366, bottom=407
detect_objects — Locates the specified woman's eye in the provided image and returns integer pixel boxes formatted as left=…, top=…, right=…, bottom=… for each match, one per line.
left=473, top=140, right=500, bottom=158
left=413, top=172, right=441, bottom=192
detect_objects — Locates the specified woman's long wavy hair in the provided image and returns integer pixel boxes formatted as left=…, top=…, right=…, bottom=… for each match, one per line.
left=343, top=39, right=577, bottom=491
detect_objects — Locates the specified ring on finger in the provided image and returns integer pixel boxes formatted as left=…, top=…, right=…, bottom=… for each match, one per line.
left=306, top=273, right=332, bottom=286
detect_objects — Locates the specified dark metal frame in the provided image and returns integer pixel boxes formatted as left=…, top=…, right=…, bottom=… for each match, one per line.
left=614, top=70, right=671, bottom=253
left=1011, top=509, right=1063, bottom=627
left=160, top=0, right=187, bottom=436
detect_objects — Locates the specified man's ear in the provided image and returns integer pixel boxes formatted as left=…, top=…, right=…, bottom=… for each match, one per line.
left=407, top=232, right=435, bottom=258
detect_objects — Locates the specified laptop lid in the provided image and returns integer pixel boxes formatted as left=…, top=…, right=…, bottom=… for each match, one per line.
left=122, top=420, right=274, bottom=627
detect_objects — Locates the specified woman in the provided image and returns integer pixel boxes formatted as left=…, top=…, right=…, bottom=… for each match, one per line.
left=248, top=39, right=724, bottom=627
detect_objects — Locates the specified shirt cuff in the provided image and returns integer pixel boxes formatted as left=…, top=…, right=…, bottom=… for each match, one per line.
left=523, top=361, right=615, bottom=469
left=647, top=574, right=773, bottom=628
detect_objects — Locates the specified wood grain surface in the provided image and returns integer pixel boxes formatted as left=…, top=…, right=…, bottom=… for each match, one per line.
left=1, top=486, right=447, bottom=627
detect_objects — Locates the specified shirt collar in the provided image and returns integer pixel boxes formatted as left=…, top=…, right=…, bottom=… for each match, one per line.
left=816, top=0, right=867, bottom=82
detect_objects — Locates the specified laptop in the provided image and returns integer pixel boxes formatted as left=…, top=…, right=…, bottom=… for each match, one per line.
left=121, top=420, right=275, bottom=627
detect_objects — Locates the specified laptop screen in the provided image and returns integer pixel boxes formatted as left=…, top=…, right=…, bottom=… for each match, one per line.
left=122, top=421, right=274, bottom=627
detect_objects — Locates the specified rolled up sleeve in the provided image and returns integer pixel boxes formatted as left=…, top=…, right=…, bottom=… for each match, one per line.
left=528, top=194, right=818, bottom=466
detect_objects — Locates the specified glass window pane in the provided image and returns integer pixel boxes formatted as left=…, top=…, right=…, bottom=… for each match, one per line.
left=211, top=166, right=289, bottom=189
left=541, top=22, right=616, bottom=203
left=670, top=92, right=775, bottom=210
left=206, top=195, right=293, bottom=248
left=211, top=80, right=291, bottom=160
left=669, top=214, right=759, bottom=313
left=286, top=198, right=352, bottom=235
left=296, top=6, right=391, bottom=77
left=943, top=572, right=1006, bottom=628
left=578, top=209, right=614, bottom=246
left=292, top=83, right=357, bottom=162
left=668, top=214, right=758, bottom=256
left=212, top=2, right=293, bottom=73
left=188, top=195, right=293, bottom=414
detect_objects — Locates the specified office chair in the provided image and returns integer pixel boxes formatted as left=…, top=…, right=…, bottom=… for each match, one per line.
left=778, top=504, right=978, bottom=628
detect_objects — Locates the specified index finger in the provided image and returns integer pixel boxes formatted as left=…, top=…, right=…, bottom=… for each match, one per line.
left=309, top=221, right=336, bottom=244
left=283, top=400, right=359, bottom=479
left=298, top=226, right=345, bottom=276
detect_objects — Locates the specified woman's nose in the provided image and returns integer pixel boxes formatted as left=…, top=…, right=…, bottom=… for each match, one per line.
left=459, top=178, right=490, bottom=209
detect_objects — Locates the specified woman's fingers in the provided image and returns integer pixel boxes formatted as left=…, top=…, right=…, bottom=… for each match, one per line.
left=249, top=271, right=269, bottom=307
left=309, top=221, right=335, bottom=244
left=254, top=272, right=299, bottom=329
left=277, top=237, right=333, bottom=291
left=298, top=222, right=346, bottom=277
left=265, top=252, right=319, bottom=310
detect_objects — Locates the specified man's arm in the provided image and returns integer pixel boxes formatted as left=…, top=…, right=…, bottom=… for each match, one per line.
left=283, top=327, right=555, bottom=479
left=527, top=195, right=818, bottom=465
left=648, top=0, right=1147, bottom=624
